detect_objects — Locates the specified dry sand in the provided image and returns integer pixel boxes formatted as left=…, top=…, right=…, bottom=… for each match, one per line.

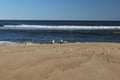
left=0, top=43, right=120, bottom=80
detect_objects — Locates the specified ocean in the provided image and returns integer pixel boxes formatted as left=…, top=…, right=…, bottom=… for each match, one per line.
left=0, top=20, right=120, bottom=45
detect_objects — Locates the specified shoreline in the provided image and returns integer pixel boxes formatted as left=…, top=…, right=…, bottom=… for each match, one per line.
left=0, top=40, right=120, bottom=46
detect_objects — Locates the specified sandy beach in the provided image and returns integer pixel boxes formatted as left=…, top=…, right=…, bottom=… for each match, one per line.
left=0, top=43, right=120, bottom=80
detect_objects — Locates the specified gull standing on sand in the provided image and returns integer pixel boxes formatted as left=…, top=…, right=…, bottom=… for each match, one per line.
left=52, top=40, right=55, bottom=44
left=60, top=39, right=63, bottom=43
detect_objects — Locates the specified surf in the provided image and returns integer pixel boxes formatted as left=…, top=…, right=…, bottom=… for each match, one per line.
left=0, top=24, right=120, bottom=30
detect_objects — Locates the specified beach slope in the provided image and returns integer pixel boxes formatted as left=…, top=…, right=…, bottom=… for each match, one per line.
left=0, top=43, right=120, bottom=80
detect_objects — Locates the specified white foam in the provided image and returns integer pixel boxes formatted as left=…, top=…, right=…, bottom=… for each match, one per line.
left=1, top=24, right=120, bottom=30
left=0, top=41, right=18, bottom=45
left=0, top=41, right=36, bottom=46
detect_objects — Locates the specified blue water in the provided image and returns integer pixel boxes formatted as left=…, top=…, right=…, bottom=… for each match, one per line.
left=0, top=20, right=120, bottom=44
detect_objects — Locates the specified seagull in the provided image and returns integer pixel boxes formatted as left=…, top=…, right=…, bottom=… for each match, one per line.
left=51, top=40, right=55, bottom=44
left=60, top=39, right=64, bottom=44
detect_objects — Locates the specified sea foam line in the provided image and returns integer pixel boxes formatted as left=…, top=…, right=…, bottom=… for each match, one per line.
left=1, top=24, right=120, bottom=30
left=0, top=41, right=35, bottom=46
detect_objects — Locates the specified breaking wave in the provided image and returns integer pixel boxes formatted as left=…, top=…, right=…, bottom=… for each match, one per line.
left=0, top=24, right=120, bottom=30
left=0, top=41, right=36, bottom=45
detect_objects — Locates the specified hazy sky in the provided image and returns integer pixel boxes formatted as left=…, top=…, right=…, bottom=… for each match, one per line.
left=0, top=0, right=120, bottom=20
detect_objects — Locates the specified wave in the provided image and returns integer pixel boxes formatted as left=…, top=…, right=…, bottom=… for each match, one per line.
left=0, top=41, right=18, bottom=45
left=0, top=41, right=36, bottom=45
left=0, top=24, right=120, bottom=30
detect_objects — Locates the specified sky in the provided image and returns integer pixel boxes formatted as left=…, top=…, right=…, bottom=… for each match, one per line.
left=0, top=0, right=120, bottom=20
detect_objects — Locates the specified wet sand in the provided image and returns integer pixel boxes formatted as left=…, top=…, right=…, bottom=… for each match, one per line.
left=0, top=43, right=120, bottom=80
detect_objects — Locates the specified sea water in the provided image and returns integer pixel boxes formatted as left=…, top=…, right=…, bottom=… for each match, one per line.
left=0, top=20, right=120, bottom=45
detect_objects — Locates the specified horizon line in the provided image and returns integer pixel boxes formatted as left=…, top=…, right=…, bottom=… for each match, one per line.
left=0, top=19, right=120, bottom=21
